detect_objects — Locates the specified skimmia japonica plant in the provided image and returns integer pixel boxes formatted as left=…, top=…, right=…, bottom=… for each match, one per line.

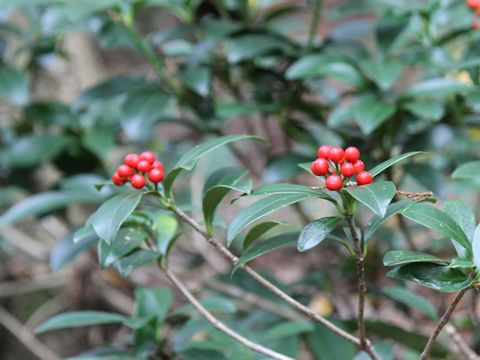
left=21, top=135, right=480, bottom=360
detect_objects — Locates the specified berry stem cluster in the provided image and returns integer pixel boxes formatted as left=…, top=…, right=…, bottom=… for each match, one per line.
left=112, top=151, right=165, bottom=189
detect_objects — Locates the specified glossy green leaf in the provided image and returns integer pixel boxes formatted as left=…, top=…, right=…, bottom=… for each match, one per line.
left=261, top=321, right=314, bottom=341
left=472, top=225, right=480, bottom=270
left=345, top=181, right=396, bottom=217
left=353, top=98, right=396, bottom=135
left=0, top=66, right=28, bottom=106
left=384, top=250, right=447, bottom=266
left=179, top=67, right=211, bottom=96
left=232, top=232, right=299, bottom=274
left=403, top=78, right=470, bottom=98
left=450, top=257, right=474, bottom=269
left=382, top=286, right=438, bottom=320
left=227, top=34, right=291, bottom=63
left=155, top=215, right=179, bottom=256
left=202, top=167, right=251, bottom=234
left=250, top=183, right=336, bottom=203
left=243, top=221, right=286, bottom=250
left=163, top=135, right=267, bottom=194
left=113, top=249, right=161, bottom=277
left=402, top=101, right=445, bottom=121
left=77, top=75, right=147, bottom=105
left=36, top=311, right=128, bottom=333
left=452, top=161, right=480, bottom=180
left=445, top=200, right=476, bottom=257
left=365, top=200, right=412, bottom=240
left=297, top=217, right=343, bottom=252
left=370, top=151, right=427, bottom=177
left=51, top=230, right=97, bottom=272
left=387, top=263, right=474, bottom=292
left=227, top=194, right=317, bottom=245
left=135, top=288, right=173, bottom=321
left=359, top=60, right=402, bottom=90
left=98, top=228, right=146, bottom=268
left=401, top=203, right=472, bottom=254
left=327, top=106, right=353, bottom=128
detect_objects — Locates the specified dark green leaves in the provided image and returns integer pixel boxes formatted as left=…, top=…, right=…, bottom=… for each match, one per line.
left=444, top=200, right=476, bottom=257
left=384, top=250, right=447, bottom=267
left=365, top=200, right=412, bottom=240
left=91, top=192, right=143, bottom=244
left=370, top=152, right=427, bottom=177
left=346, top=181, right=396, bottom=217
left=452, top=161, right=480, bottom=180
left=403, top=78, right=470, bottom=98
left=36, top=311, right=129, bottom=333
left=98, top=227, right=146, bottom=268
left=297, top=217, right=343, bottom=252
left=473, top=225, right=480, bottom=270
left=243, top=221, right=285, bottom=250
left=359, top=60, right=403, bottom=90
left=353, top=99, right=396, bottom=135
left=0, top=66, right=28, bottom=106
left=113, top=249, right=161, bottom=277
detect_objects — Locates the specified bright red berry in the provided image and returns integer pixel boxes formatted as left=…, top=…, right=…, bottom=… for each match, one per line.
left=326, top=174, right=343, bottom=191
left=467, top=0, right=480, bottom=9
left=148, top=168, right=164, bottom=183
left=344, top=147, right=360, bottom=162
left=311, top=158, right=329, bottom=176
left=353, top=160, right=365, bottom=173
left=137, top=160, right=152, bottom=173
left=317, top=145, right=332, bottom=159
left=152, top=160, right=164, bottom=170
left=131, top=174, right=146, bottom=189
left=140, top=151, right=155, bottom=164
left=112, top=172, right=126, bottom=186
left=117, top=164, right=134, bottom=178
left=124, top=153, right=140, bottom=168
left=356, top=171, right=373, bottom=185
left=340, top=162, right=356, bottom=177
left=329, top=146, right=344, bottom=163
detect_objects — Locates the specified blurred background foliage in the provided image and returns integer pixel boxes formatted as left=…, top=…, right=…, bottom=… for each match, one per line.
left=0, top=0, right=480, bottom=359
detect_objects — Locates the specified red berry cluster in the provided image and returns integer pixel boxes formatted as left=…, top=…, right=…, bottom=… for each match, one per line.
left=112, top=151, right=164, bottom=189
left=467, top=0, right=480, bottom=28
left=311, top=145, right=373, bottom=191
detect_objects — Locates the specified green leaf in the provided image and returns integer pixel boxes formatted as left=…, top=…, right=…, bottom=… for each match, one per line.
left=402, top=101, right=445, bottom=121
left=444, top=200, right=476, bottom=257
left=0, top=66, right=28, bottom=106
left=243, top=221, right=286, bottom=250
left=155, top=215, right=179, bottom=256
left=359, top=60, right=402, bottom=90
left=227, top=194, right=317, bottom=245
left=227, top=34, right=291, bottom=63
left=261, top=321, right=314, bottom=341
left=327, top=106, right=353, bottom=128
left=77, top=75, right=147, bottom=105
left=345, top=181, right=396, bottom=217
left=401, top=203, right=472, bottom=254
left=250, top=183, right=336, bottom=203
left=98, top=228, right=146, bottom=268
left=382, top=286, right=438, bottom=320
left=306, top=323, right=356, bottom=360
left=232, top=232, right=299, bottom=274
left=370, top=151, right=427, bottom=177
left=472, top=225, right=480, bottom=270
left=450, top=257, right=474, bottom=269
left=51, top=230, right=97, bottom=272
left=163, top=135, right=267, bottom=194
left=452, top=161, right=480, bottom=180
left=172, top=297, right=236, bottom=317
left=353, top=98, right=396, bottom=135
left=179, top=67, right=211, bottom=96
left=384, top=250, right=448, bottom=266
left=297, top=217, right=343, bottom=252
left=365, top=200, right=412, bottom=240
left=387, top=263, right=474, bottom=292
left=202, top=167, right=251, bottom=234
left=403, top=78, right=470, bottom=98
left=135, top=288, right=173, bottom=321
left=36, top=311, right=128, bottom=333
left=92, top=192, right=143, bottom=244
left=113, top=249, right=161, bottom=277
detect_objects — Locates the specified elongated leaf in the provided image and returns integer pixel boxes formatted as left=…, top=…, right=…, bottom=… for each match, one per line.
left=36, top=311, right=128, bottom=333
left=113, top=249, right=161, bottom=277
left=0, top=66, right=28, bottom=106
left=163, top=135, right=267, bottom=194
left=297, top=217, right=343, bottom=252
left=232, top=232, right=299, bottom=274
left=353, top=99, right=396, bottom=135
left=92, top=192, right=143, bottom=244
left=365, top=200, right=412, bottom=240
left=243, top=221, right=286, bottom=250
left=202, top=167, right=251, bottom=234
left=452, top=161, right=480, bottom=180
left=403, top=78, right=469, bottom=98
left=450, top=257, right=474, bottom=269
left=250, top=183, right=334, bottom=202
left=382, top=286, right=438, bottom=320
left=370, top=151, right=427, bottom=177
left=51, top=230, right=97, bottom=272
left=359, top=60, right=402, bottom=90
left=384, top=250, right=447, bottom=266
left=345, top=181, right=396, bottom=217
left=387, top=263, right=474, bottom=292
left=401, top=203, right=472, bottom=254
left=227, top=194, right=317, bottom=245
left=155, top=215, right=179, bottom=256
left=98, top=228, right=146, bottom=268
left=402, top=101, right=445, bottom=121
left=445, top=200, right=476, bottom=257
left=135, top=288, right=173, bottom=321
left=473, top=225, right=480, bottom=270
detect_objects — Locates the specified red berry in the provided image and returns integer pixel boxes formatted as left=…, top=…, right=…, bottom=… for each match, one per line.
left=131, top=174, right=146, bottom=189
left=329, top=146, right=344, bottom=163
left=326, top=174, right=343, bottom=191
left=140, top=151, right=155, bottom=164
left=118, top=164, right=134, bottom=178
left=317, top=145, right=332, bottom=159
left=467, top=0, right=480, bottom=9
left=356, top=171, right=373, bottom=185
left=311, top=158, right=329, bottom=176
left=124, top=153, right=140, bottom=168
left=152, top=160, right=164, bottom=170
left=344, top=146, right=360, bottom=162
left=137, top=160, right=152, bottom=173
left=353, top=160, right=365, bottom=173
left=148, top=168, right=164, bottom=183
left=340, top=162, right=356, bottom=177
left=112, top=172, right=126, bottom=186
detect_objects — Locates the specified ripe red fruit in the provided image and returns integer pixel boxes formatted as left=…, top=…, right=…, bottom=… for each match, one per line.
left=152, top=160, right=164, bottom=170
left=329, top=146, right=344, bottom=163
left=353, top=160, right=365, bottom=173
left=467, top=0, right=480, bottom=9
left=140, top=151, right=155, bottom=164
left=472, top=20, right=480, bottom=29
left=112, top=172, right=126, bottom=186
left=124, top=153, right=140, bottom=168
left=326, top=174, right=343, bottom=191
left=131, top=174, right=146, bottom=189
left=148, top=168, right=164, bottom=183
left=344, top=146, right=360, bottom=162
left=137, top=160, right=152, bottom=173
left=340, top=162, right=356, bottom=177
left=317, top=145, right=331, bottom=159
left=356, top=171, right=373, bottom=185
left=117, top=164, right=134, bottom=178
left=311, top=158, right=329, bottom=176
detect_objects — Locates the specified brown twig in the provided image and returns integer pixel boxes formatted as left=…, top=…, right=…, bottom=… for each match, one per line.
left=444, top=324, right=480, bottom=360
left=396, top=190, right=433, bottom=201
left=420, top=289, right=468, bottom=360
left=164, top=268, right=295, bottom=360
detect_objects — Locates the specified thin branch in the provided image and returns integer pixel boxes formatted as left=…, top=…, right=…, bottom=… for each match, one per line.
left=444, top=324, right=480, bottom=360
left=396, top=190, right=433, bottom=200
left=420, top=289, right=468, bottom=360
left=307, top=0, right=323, bottom=50
left=164, top=268, right=295, bottom=360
